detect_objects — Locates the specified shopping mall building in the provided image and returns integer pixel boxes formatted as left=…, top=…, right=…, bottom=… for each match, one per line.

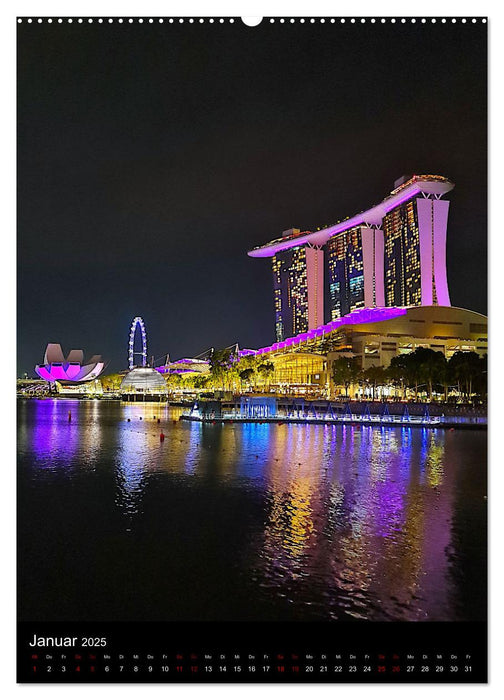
left=244, top=305, right=487, bottom=398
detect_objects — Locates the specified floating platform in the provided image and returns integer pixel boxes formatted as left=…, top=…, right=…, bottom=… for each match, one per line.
left=180, top=414, right=486, bottom=430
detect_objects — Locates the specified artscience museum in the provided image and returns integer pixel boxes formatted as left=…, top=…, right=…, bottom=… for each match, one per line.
left=34, top=343, right=105, bottom=383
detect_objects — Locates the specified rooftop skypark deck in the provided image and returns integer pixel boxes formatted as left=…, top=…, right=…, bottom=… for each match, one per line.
left=248, top=175, right=454, bottom=258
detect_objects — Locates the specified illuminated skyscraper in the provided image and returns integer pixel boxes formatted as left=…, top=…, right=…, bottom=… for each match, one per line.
left=271, top=229, right=324, bottom=342
left=249, top=176, right=453, bottom=337
left=383, top=179, right=452, bottom=307
left=327, top=225, right=386, bottom=320
left=327, top=227, right=360, bottom=319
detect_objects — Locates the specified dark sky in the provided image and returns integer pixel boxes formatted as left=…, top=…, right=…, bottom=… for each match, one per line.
left=17, top=18, right=487, bottom=375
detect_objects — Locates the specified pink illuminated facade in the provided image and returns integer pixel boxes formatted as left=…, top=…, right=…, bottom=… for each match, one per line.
left=361, top=226, right=385, bottom=308
left=249, top=175, right=454, bottom=335
left=35, top=344, right=105, bottom=383
left=416, top=197, right=451, bottom=306
left=305, top=246, right=324, bottom=331
left=239, top=306, right=408, bottom=358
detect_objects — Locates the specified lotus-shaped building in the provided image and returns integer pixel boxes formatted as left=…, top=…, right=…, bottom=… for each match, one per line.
left=35, top=344, right=105, bottom=383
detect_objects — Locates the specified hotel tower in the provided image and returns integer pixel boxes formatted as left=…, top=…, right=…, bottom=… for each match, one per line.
left=271, top=229, right=324, bottom=342
left=248, top=175, right=454, bottom=342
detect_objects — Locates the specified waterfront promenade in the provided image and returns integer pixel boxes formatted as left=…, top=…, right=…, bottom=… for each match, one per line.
left=182, top=398, right=487, bottom=430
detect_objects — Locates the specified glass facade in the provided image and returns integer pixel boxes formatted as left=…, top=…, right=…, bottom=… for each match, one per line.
left=327, top=227, right=365, bottom=321
left=272, top=247, right=309, bottom=342
left=383, top=199, right=421, bottom=307
left=268, top=352, right=327, bottom=389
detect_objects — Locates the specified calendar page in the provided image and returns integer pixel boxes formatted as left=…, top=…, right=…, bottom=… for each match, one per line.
left=17, top=12, right=488, bottom=683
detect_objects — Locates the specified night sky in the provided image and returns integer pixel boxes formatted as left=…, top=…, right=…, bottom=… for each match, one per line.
left=17, top=18, right=487, bottom=375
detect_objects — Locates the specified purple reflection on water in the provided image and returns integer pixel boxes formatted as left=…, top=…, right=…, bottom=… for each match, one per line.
left=184, top=420, right=203, bottom=475
left=18, top=401, right=485, bottom=622
left=29, top=399, right=81, bottom=471
left=373, top=481, right=406, bottom=539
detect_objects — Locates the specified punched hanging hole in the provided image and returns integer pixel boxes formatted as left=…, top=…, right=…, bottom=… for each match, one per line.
left=241, top=17, right=263, bottom=27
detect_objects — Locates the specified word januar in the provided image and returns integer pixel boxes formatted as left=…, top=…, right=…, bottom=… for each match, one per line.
left=28, top=636, right=107, bottom=648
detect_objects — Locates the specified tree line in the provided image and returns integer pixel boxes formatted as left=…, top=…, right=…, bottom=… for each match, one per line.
left=99, top=346, right=487, bottom=404
left=160, top=348, right=275, bottom=393
left=332, top=348, right=487, bottom=402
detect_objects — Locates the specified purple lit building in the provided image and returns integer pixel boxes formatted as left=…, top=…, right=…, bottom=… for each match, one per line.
left=248, top=175, right=454, bottom=338
left=35, top=344, right=105, bottom=383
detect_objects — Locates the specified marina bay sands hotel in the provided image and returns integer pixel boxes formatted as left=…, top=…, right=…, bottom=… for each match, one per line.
left=248, top=174, right=454, bottom=343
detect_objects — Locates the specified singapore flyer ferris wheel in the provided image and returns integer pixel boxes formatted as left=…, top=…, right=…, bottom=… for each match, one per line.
left=128, top=316, right=147, bottom=370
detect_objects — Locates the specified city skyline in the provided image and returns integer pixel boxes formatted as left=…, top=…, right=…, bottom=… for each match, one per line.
left=17, top=20, right=487, bottom=374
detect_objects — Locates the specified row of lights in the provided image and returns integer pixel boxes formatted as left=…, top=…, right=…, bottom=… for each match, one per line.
left=18, top=17, right=487, bottom=24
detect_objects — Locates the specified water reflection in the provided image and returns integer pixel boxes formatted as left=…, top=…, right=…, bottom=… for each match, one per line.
left=426, top=433, right=445, bottom=487
left=114, top=403, right=186, bottom=523
left=18, top=400, right=486, bottom=622
left=22, top=399, right=104, bottom=474
left=254, top=423, right=459, bottom=621
left=115, top=420, right=150, bottom=525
